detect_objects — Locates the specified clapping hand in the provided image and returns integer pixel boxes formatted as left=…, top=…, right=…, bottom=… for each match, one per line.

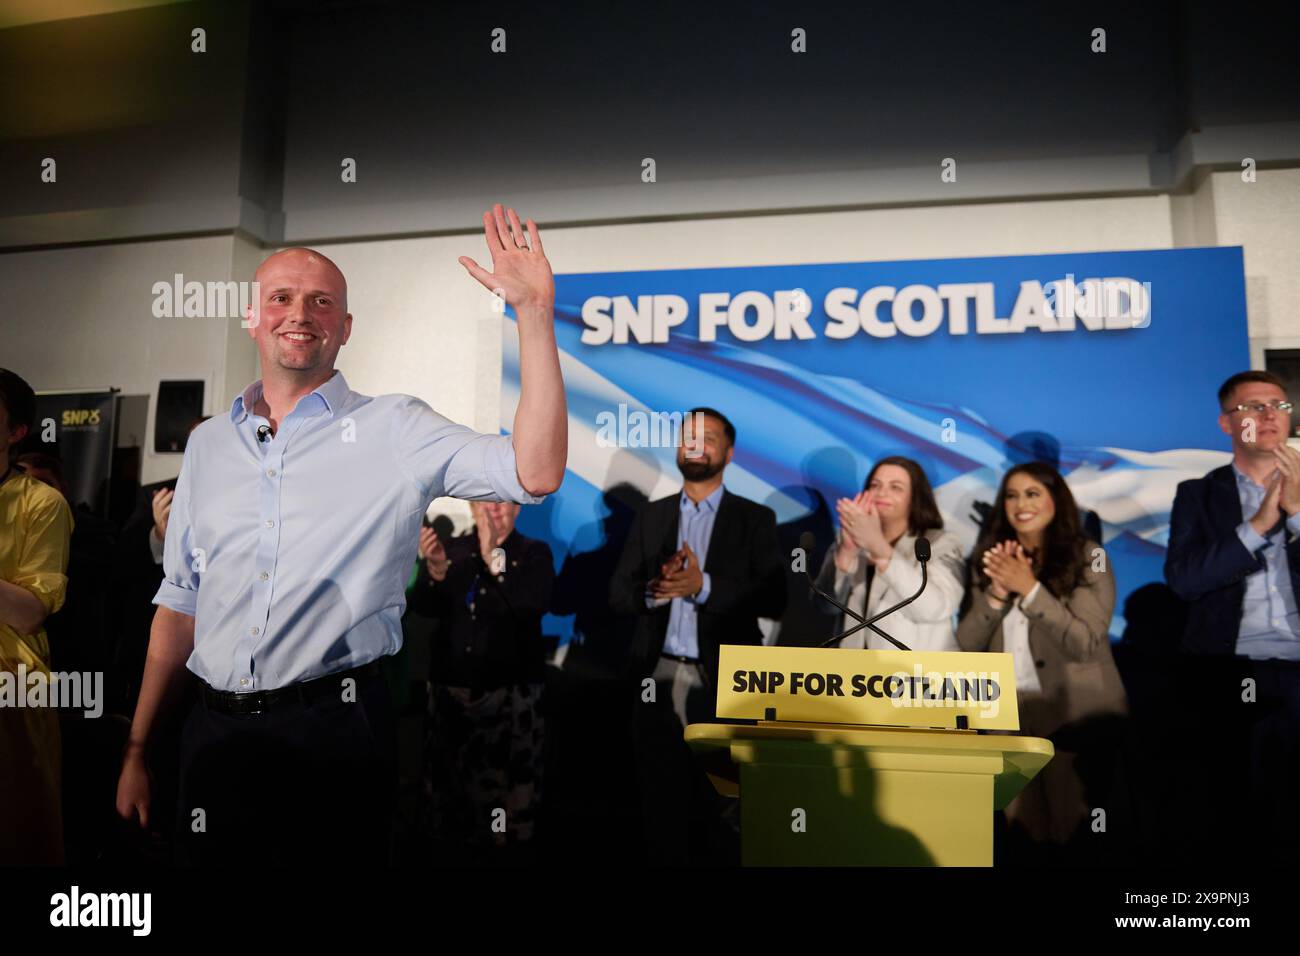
left=982, top=540, right=1037, bottom=598
left=419, top=525, right=449, bottom=580
left=837, top=491, right=891, bottom=567
left=151, top=487, right=173, bottom=542
left=1274, top=445, right=1300, bottom=517
left=652, top=543, right=704, bottom=600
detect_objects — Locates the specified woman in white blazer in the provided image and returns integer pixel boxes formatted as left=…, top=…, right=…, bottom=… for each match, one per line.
left=814, top=456, right=965, bottom=651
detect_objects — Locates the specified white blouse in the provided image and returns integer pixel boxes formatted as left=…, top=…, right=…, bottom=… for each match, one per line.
left=1001, top=581, right=1043, bottom=694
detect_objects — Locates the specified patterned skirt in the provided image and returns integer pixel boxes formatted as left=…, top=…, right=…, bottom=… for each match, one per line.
left=423, top=682, right=544, bottom=847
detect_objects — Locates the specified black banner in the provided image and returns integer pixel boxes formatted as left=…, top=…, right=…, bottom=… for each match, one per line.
left=30, top=390, right=118, bottom=516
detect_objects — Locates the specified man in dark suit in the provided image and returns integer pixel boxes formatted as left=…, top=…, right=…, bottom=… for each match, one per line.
left=1164, top=369, right=1300, bottom=861
left=610, top=406, right=785, bottom=864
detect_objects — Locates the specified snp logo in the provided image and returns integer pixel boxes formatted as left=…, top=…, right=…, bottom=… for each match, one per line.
left=49, top=886, right=151, bottom=937
left=61, top=409, right=101, bottom=426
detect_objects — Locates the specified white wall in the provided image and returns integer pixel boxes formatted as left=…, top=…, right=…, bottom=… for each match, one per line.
left=3, top=168, right=1297, bottom=489
left=1206, top=168, right=1300, bottom=366
left=0, top=235, right=256, bottom=483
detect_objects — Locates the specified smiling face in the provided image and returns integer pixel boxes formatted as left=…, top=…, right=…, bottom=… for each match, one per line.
left=1004, top=471, right=1056, bottom=538
left=246, top=248, right=352, bottom=378
left=1219, top=380, right=1292, bottom=454
left=865, top=463, right=912, bottom=524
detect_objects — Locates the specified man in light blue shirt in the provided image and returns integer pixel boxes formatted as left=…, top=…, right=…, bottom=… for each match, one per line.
left=1232, top=464, right=1300, bottom=660
left=116, top=204, right=566, bottom=864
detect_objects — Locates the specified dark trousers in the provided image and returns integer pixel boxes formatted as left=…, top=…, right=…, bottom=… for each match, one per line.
left=176, top=668, right=396, bottom=866
left=631, top=658, right=734, bottom=865
left=1247, top=661, right=1300, bottom=863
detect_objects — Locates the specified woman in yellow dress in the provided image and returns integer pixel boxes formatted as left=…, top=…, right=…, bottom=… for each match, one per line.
left=0, top=369, right=74, bottom=864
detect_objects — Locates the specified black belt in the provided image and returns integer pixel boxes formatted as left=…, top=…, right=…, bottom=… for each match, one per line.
left=201, top=660, right=384, bottom=717
left=660, top=652, right=700, bottom=664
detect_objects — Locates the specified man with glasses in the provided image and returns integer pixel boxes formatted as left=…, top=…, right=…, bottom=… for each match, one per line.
left=1165, top=369, right=1300, bottom=862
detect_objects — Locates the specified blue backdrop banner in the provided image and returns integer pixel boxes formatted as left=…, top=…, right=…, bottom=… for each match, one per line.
left=502, top=246, right=1249, bottom=646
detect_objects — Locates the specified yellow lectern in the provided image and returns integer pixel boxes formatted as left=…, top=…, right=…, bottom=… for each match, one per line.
left=685, top=645, right=1053, bottom=866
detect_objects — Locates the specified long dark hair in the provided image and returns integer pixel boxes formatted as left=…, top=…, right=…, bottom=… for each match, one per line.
left=863, top=456, right=943, bottom=538
left=972, top=461, right=1088, bottom=598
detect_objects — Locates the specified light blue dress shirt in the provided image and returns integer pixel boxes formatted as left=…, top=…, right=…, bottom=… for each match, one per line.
left=152, top=371, right=544, bottom=692
left=1233, top=464, right=1300, bottom=661
left=649, top=484, right=723, bottom=659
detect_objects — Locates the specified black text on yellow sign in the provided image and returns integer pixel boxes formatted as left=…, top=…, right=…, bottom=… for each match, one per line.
left=715, top=646, right=1021, bottom=730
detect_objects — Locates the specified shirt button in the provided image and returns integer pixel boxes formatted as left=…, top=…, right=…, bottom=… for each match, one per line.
left=267, top=468, right=277, bottom=477
left=240, top=678, right=250, bottom=687
left=250, top=626, right=260, bottom=636
left=479, top=587, right=486, bottom=595
left=265, top=519, right=274, bottom=528
left=259, top=572, right=269, bottom=581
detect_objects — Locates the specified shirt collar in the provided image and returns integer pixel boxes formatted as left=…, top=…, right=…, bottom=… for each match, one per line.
left=1231, top=461, right=1263, bottom=490
left=680, top=484, right=725, bottom=513
left=230, top=370, right=349, bottom=423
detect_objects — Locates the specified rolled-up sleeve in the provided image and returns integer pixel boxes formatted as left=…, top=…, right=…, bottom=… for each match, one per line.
left=392, top=396, right=545, bottom=504
left=14, top=490, right=73, bottom=617
left=153, top=452, right=200, bottom=616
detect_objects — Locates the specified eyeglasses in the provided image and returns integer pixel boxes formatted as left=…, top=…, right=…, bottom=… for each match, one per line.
left=1230, top=401, right=1294, bottom=415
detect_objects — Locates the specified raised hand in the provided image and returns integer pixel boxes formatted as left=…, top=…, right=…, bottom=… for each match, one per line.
left=457, top=203, right=555, bottom=312
left=151, top=487, right=173, bottom=542
left=475, top=507, right=503, bottom=566
left=419, top=525, right=448, bottom=580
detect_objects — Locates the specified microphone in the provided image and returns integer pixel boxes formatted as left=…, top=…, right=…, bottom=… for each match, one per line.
left=256, top=424, right=272, bottom=443
left=807, top=532, right=930, bottom=651
left=798, top=530, right=870, bottom=631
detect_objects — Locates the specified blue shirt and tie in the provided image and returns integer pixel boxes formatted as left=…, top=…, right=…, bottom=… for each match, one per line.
left=1233, top=463, right=1300, bottom=660
left=152, top=370, right=544, bottom=692
left=647, top=484, right=723, bottom=659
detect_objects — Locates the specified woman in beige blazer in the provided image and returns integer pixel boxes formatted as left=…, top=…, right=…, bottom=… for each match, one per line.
left=957, top=461, right=1127, bottom=850
left=815, top=456, right=965, bottom=651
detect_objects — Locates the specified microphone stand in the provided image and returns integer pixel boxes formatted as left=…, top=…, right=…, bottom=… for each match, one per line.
left=800, top=534, right=930, bottom=652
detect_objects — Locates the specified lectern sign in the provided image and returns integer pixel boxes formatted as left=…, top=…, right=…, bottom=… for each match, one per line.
left=716, top=646, right=1021, bottom=731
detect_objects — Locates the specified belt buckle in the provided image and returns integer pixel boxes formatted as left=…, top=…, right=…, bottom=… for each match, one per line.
left=236, top=692, right=266, bottom=717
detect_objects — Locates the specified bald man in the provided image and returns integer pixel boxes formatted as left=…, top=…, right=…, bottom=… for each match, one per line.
left=116, top=204, right=566, bottom=864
